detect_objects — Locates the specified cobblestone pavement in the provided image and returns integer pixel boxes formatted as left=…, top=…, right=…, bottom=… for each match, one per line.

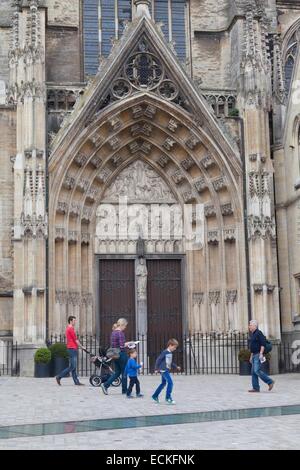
left=0, top=374, right=299, bottom=449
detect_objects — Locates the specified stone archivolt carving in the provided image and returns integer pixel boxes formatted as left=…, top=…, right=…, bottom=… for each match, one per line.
left=132, top=105, right=144, bottom=119
left=55, top=227, right=65, bottom=241
left=68, top=231, right=79, bottom=244
left=108, top=137, right=120, bottom=150
left=185, top=133, right=200, bottom=150
left=163, top=138, right=176, bottom=151
left=69, top=203, right=80, bottom=218
left=140, top=142, right=152, bottom=154
left=182, top=191, right=195, bottom=203
left=131, top=123, right=153, bottom=137
left=74, top=153, right=88, bottom=167
left=209, top=291, right=221, bottom=305
left=157, top=154, right=170, bottom=168
left=171, top=170, right=185, bottom=185
left=201, top=154, right=216, bottom=169
left=194, top=178, right=207, bottom=193
left=212, top=176, right=227, bottom=192
left=144, top=105, right=156, bottom=119
left=221, top=203, right=233, bottom=216
left=110, top=155, right=123, bottom=167
left=81, top=232, right=91, bottom=245
left=204, top=205, right=216, bottom=218
left=90, top=156, right=103, bottom=169
left=108, top=116, right=122, bottom=132
left=96, top=168, right=112, bottom=184
left=91, top=132, right=103, bottom=148
left=167, top=119, right=178, bottom=133
left=181, top=156, right=195, bottom=171
left=223, top=228, right=236, bottom=243
left=77, top=179, right=89, bottom=193
left=63, top=175, right=76, bottom=190
left=86, top=187, right=98, bottom=203
left=82, top=208, right=92, bottom=224
left=207, top=230, right=219, bottom=245
left=57, top=202, right=68, bottom=214
left=128, top=140, right=151, bottom=155
left=103, top=160, right=176, bottom=203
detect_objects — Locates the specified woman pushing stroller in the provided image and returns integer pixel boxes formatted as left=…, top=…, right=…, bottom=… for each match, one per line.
left=101, top=318, right=129, bottom=395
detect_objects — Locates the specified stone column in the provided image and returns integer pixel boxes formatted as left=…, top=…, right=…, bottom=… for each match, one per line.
left=135, top=257, right=148, bottom=369
left=9, top=1, right=47, bottom=374
left=238, top=4, right=280, bottom=339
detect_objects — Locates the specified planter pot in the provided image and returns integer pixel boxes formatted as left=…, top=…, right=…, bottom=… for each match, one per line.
left=239, top=361, right=252, bottom=376
left=34, top=362, right=51, bottom=378
left=51, top=357, right=69, bottom=377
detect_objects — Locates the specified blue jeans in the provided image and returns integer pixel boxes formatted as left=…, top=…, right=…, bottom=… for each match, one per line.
left=251, top=353, right=273, bottom=391
left=152, top=370, right=173, bottom=400
left=103, top=351, right=127, bottom=393
left=57, top=348, right=80, bottom=385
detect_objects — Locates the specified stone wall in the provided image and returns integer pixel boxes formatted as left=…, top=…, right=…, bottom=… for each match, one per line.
left=46, top=27, right=81, bottom=82
left=0, top=107, right=16, bottom=335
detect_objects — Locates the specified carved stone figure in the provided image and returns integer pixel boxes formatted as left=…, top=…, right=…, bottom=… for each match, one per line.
left=136, top=258, right=148, bottom=300
left=103, top=160, right=176, bottom=203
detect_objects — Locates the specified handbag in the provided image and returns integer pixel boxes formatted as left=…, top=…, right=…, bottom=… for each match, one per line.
left=106, top=347, right=121, bottom=359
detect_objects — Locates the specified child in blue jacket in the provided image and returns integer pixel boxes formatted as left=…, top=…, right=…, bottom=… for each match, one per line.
left=125, top=349, right=143, bottom=398
left=152, top=338, right=181, bottom=405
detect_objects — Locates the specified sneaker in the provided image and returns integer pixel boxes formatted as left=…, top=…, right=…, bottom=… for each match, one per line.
left=152, top=396, right=159, bottom=403
left=136, top=393, right=144, bottom=398
left=75, top=382, right=85, bottom=386
left=268, top=381, right=275, bottom=391
left=101, top=383, right=108, bottom=395
left=166, top=398, right=176, bottom=405
left=55, top=376, right=61, bottom=386
left=126, top=394, right=134, bottom=398
left=248, top=389, right=260, bottom=393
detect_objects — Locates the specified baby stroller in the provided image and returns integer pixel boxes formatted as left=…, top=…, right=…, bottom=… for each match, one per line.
left=83, top=347, right=121, bottom=388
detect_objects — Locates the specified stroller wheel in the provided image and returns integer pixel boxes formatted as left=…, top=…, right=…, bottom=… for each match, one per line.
left=89, top=374, right=102, bottom=387
left=112, top=377, right=121, bottom=387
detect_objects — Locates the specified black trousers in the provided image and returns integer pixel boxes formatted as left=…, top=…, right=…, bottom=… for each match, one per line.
left=127, top=376, right=140, bottom=396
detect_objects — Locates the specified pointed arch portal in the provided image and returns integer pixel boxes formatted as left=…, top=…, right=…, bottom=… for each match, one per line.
left=48, top=18, right=248, bottom=340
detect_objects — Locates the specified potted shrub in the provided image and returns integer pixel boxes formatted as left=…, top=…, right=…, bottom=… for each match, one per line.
left=49, top=343, right=69, bottom=377
left=238, top=349, right=252, bottom=376
left=34, top=348, right=51, bottom=378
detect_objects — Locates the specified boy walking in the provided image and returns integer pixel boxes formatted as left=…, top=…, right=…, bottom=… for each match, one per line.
left=152, top=338, right=181, bottom=405
left=125, top=349, right=143, bottom=398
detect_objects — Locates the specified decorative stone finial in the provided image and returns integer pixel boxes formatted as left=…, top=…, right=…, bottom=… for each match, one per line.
left=134, top=0, right=151, bottom=19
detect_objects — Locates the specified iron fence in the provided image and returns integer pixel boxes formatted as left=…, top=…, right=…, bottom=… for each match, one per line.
left=48, top=332, right=250, bottom=376
left=0, top=339, right=19, bottom=376
left=48, top=332, right=300, bottom=376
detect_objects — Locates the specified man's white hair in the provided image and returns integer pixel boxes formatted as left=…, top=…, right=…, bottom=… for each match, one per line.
left=249, top=319, right=258, bottom=327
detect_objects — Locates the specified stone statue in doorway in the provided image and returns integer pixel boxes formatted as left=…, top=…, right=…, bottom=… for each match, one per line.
left=136, top=258, right=148, bottom=300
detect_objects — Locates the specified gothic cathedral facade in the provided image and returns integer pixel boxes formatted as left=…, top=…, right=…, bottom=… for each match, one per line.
left=0, top=1, right=299, bottom=374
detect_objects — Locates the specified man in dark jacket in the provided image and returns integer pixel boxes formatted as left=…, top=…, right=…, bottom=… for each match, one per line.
left=248, top=320, right=275, bottom=392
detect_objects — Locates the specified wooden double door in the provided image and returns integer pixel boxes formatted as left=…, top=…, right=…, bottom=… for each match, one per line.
left=98, top=258, right=183, bottom=368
